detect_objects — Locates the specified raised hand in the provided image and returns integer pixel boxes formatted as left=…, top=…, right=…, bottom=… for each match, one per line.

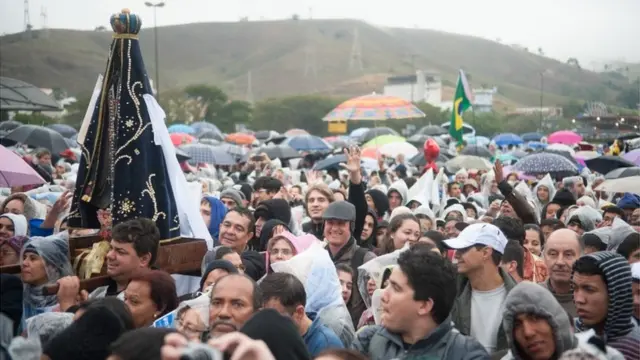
left=340, top=146, right=362, bottom=184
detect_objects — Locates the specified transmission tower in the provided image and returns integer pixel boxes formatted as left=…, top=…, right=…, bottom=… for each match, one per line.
left=303, top=7, right=318, bottom=88
left=40, top=6, right=48, bottom=38
left=23, top=0, right=32, bottom=34
left=246, top=70, right=254, bottom=104
left=349, top=27, right=364, bottom=72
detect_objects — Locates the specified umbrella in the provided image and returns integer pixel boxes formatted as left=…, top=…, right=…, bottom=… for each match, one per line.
left=409, top=152, right=451, bottom=167
left=64, top=138, right=78, bottom=149
left=493, top=133, right=524, bottom=147
left=245, top=144, right=300, bottom=161
left=445, top=155, right=493, bottom=172
left=217, top=143, right=249, bottom=159
left=191, top=121, right=221, bottom=135
left=584, top=155, right=636, bottom=175
left=174, top=147, right=191, bottom=162
left=197, top=130, right=225, bottom=142
left=513, top=153, right=578, bottom=175
left=417, top=125, right=447, bottom=136
left=496, top=153, right=519, bottom=165
left=323, top=94, right=425, bottom=121
left=0, top=145, right=46, bottom=187
left=623, top=149, right=640, bottom=165
left=363, top=135, right=406, bottom=148
left=460, top=145, right=492, bottom=158
left=509, top=150, right=529, bottom=159
left=324, top=136, right=353, bottom=149
left=527, top=141, right=547, bottom=150
left=349, top=127, right=370, bottom=139
left=170, top=133, right=195, bottom=146
left=604, top=167, right=640, bottom=180
left=225, top=133, right=256, bottom=145
left=546, top=144, right=576, bottom=156
left=4, top=125, right=68, bottom=153
left=168, top=124, right=195, bottom=134
left=359, top=127, right=399, bottom=143
left=47, top=124, right=77, bottom=138
left=0, top=120, right=23, bottom=132
left=254, top=130, right=281, bottom=141
left=574, top=151, right=599, bottom=160
left=379, top=142, right=418, bottom=159
left=284, top=129, right=309, bottom=137
left=407, top=134, right=447, bottom=148
left=199, top=138, right=221, bottom=146
left=548, top=130, right=582, bottom=145
left=284, top=135, right=332, bottom=152
left=521, top=132, right=543, bottom=142
left=312, top=154, right=379, bottom=172
left=361, top=147, right=382, bottom=160
left=596, top=176, right=640, bottom=194
left=464, top=135, right=491, bottom=147
left=179, top=144, right=235, bottom=166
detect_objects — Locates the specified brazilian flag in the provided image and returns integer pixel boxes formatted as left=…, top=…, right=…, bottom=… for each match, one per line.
left=449, top=69, right=472, bottom=145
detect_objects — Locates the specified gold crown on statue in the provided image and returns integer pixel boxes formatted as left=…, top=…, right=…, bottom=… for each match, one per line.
left=110, top=8, right=142, bottom=35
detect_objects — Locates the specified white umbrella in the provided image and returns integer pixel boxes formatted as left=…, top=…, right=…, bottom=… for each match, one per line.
left=379, top=142, right=418, bottom=158
left=547, top=143, right=576, bottom=156
left=595, top=176, right=640, bottom=194
left=445, top=155, right=493, bottom=172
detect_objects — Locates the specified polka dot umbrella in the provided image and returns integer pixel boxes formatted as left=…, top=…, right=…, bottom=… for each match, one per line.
left=513, top=152, right=578, bottom=176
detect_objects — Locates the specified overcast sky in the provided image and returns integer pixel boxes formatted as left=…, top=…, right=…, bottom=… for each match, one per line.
left=2, top=0, right=638, bottom=65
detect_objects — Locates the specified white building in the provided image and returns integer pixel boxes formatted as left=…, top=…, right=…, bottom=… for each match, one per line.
left=383, top=70, right=442, bottom=106
left=472, top=87, right=497, bottom=113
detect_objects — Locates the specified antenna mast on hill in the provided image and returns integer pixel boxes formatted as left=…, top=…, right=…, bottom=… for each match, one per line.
left=40, top=6, right=48, bottom=38
left=23, top=0, right=32, bottom=34
left=303, top=7, right=318, bottom=90
left=349, top=27, right=363, bottom=72
left=246, top=70, right=254, bottom=104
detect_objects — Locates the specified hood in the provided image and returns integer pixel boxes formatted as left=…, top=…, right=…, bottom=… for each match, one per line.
left=0, top=193, right=48, bottom=221
left=361, top=208, right=379, bottom=248
left=241, top=250, right=266, bottom=281
left=0, top=213, right=29, bottom=238
left=202, top=196, right=227, bottom=242
left=387, top=180, right=409, bottom=207
left=533, top=174, right=557, bottom=209
left=575, top=252, right=635, bottom=340
left=565, top=206, right=602, bottom=232
left=577, top=196, right=597, bottom=210
left=254, top=199, right=292, bottom=225
left=616, top=193, right=640, bottom=210
left=365, top=189, right=389, bottom=218
left=413, top=205, right=436, bottom=230
left=502, top=282, right=577, bottom=359
left=259, top=219, right=290, bottom=251
left=441, top=204, right=466, bottom=221
left=605, top=217, right=638, bottom=252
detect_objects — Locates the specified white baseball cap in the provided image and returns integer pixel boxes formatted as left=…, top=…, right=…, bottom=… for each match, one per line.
left=443, top=223, right=508, bottom=254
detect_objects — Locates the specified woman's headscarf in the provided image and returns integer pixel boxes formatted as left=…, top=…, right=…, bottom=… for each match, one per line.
left=0, top=214, right=28, bottom=238
left=201, top=196, right=227, bottom=243
left=21, top=236, right=73, bottom=310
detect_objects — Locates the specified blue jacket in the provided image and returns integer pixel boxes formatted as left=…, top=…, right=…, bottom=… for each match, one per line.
left=304, top=313, right=344, bottom=357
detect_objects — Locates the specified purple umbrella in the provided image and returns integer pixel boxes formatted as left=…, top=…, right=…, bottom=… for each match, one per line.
left=0, top=145, right=46, bottom=187
left=623, top=149, right=640, bottom=165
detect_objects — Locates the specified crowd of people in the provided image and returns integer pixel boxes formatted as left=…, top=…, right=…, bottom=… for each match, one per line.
left=1, top=137, right=639, bottom=360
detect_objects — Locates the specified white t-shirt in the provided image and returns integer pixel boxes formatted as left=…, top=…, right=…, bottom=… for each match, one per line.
left=470, top=284, right=507, bottom=353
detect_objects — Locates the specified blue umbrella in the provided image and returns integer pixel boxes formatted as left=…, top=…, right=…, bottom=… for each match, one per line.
left=527, top=141, right=547, bottom=150
left=493, top=133, right=523, bottom=147
left=521, top=132, right=543, bottom=142
left=191, top=121, right=222, bottom=135
left=47, top=124, right=77, bottom=138
left=465, top=135, right=491, bottom=146
left=168, top=124, right=195, bottom=134
left=284, top=135, right=332, bottom=152
left=179, top=143, right=235, bottom=166
left=513, top=153, right=578, bottom=175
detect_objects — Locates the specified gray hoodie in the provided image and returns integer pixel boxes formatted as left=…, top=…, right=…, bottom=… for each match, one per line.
left=501, top=281, right=577, bottom=360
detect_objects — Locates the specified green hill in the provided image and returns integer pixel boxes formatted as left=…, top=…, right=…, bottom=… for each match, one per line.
left=0, top=19, right=634, bottom=107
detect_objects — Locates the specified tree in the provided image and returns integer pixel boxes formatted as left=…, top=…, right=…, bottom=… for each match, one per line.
left=252, top=95, right=344, bottom=135
left=61, top=95, right=92, bottom=127
left=562, top=99, right=585, bottom=118
left=566, top=58, right=581, bottom=70
left=13, top=112, right=58, bottom=126
left=615, top=78, right=640, bottom=109
left=538, top=47, right=544, bottom=56
left=183, top=85, right=252, bottom=131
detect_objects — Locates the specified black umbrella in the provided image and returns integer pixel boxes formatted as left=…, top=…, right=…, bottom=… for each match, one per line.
left=409, top=152, right=451, bottom=167
left=358, top=127, right=399, bottom=143
left=407, top=134, right=447, bottom=148
left=604, top=166, right=640, bottom=180
left=585, top=155, right=636, bottom=175
left=417, top=125, right=447, bottom=136
left=47, top=124, right=78, bottom=138
left=254, top=130, right=282, bottom=141
left=174, top=147, right=191, bottom=162
left=4, top=125, right=68, bottom=153
left=0, top=120, right=23, bottom=132
left=313, top=154, right=348, bottom=171
left=460, top=145, right=492, bottom=158
left=244, top=145, right=300, bottom=161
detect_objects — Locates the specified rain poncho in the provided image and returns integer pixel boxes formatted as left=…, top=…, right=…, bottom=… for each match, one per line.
left=21, top=236, right=73, bottom=323
left=413, top=205, right=437, bottom=230
left=271, top=241, right=355, bottom=346
left=387, top=180, right=409, bottom=208
left=532, top=174, right=556, bottom=211
left=565, top=206, right=602, bottom=232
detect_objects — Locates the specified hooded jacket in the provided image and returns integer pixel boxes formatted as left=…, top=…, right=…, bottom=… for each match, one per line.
left=0, top=214, right=28, bottom=238
left=359, top=209, right=379, bottom=250
left=500, top=282, right=577, bottom=360
left=366, top=189, right=390, bottom=220
left=352, top=316, right=489, bottom=360
left=387, top=180, right=409, bottom=210
left=0, top=193, right=49, bottom=236
left=565, top=206, right=602, bottom=233
left=532, top=174, right=557, bottom=212
left=574, top=252, right=640, bottom=360
left=201, top=196, right=227, bottom=244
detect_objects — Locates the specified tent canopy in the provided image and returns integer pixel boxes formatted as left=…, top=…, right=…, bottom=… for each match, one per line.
left=0, top=77, right=62, bottom=111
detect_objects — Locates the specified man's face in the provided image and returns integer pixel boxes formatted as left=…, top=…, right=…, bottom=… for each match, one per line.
left=38, top=154, right=52, bottom=166
left=444, top=220, right=459, bottom=239
left=536, top=186, right=550, bottom=202
left=388, top=191, right=402, bottom=210
left=573, top=180, right=585, bottom=197
left=361, top=215, right=374, bottom=241
left=544, top=233, right=580, bottom=284
left=209, top=276, right=256, bottom=338
left=306, top=190, right=330, bottom=221
left=220, top=197, right=237, bottom=210
left=219, top=212, right=253, bottom=253
left=253, top=188, right=273, bottom=206
left=337, top=270, right=353, bottom=303
left=513, top=313, right=556, bottom=360
left=454, top=246, right=486, bottom=275
left=324, top=219, right=350, bottom=247
left=381, top=267, right=429, bottom=334
left=106, top=240, right=146, bottom=281
left=3, top=199, right=24, bottom=215
left=200, top=201, right=212, bottom=228
left=449, top=184, right=461, bottom=198
left=572, top=272, right=609, bottom=327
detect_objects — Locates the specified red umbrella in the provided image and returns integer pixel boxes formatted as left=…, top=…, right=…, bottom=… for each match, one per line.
left=170, top=133, right=195, bottom=146
left=0, top=145, right=46, bottom=187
